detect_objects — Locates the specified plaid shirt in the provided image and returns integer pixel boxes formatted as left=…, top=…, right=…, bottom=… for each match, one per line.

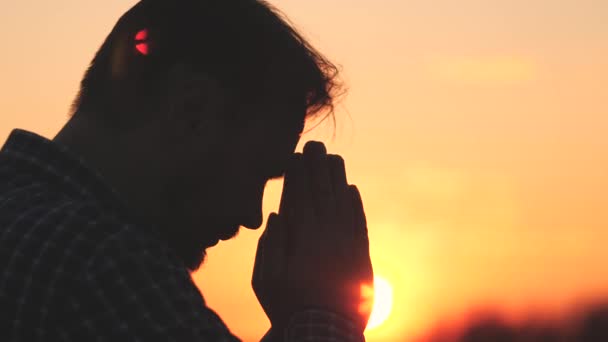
left=0, top=129, right=363, bottom=342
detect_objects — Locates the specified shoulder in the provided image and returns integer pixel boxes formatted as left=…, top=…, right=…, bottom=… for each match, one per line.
left=83, top=211, right=188, bottom=283
left=70, top=208, right=241, bottom=341
left=58, top=201, right=187, bottom=281
left=0, top=190, right=179, bottom=281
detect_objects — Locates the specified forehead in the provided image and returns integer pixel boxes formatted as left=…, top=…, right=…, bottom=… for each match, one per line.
left=240, top=116, right=302, bottom=176
left=256, top=118, right=302, bottom=153
left=243, top=97, right=306, bottom=141
left=233, top=93, right=307, bottom=163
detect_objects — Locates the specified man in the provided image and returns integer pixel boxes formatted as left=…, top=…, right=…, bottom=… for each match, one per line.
left=0, top=0, right=373, bottom=341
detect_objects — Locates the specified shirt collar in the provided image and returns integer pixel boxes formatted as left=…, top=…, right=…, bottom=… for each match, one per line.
left=1, top=128, right=132, bottom=219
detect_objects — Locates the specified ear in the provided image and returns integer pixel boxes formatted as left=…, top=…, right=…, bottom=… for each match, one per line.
left=165, top=63, right=228, bottom=142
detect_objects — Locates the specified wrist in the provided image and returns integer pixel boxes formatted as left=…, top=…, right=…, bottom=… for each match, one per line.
left=271, top=309, right=365, bottom=341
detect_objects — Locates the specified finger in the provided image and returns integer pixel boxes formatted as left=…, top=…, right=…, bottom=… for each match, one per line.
left=303, top=141, right=336, bottom=222
left=303, top=140, right=327, bottom=156
left=350, top=185, right=373, bottom=281
left=278, top=153, right=300, bottom=216
left=328, top=154, right=348, bottom=191
left=261, top=213, right=288, bottom=282
left=252, top=219, right=268, bottom=293
left=279, top=154, right=313, bottom=223
left=282, top=154, right=316, bottom=244
left=329, top=154, right=352, bottom=227
left=330, top=171, right=355, bottom=243
left=349, top=185, right=368, bottom=237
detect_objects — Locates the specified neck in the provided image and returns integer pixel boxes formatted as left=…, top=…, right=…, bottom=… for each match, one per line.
left=53, top=112, right=166, bottom=227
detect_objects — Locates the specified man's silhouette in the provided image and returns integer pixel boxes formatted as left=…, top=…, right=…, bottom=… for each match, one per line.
left=0, top=0, right=373, bottom=341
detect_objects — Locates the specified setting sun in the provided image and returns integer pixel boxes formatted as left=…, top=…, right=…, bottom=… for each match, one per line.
left=366, top=276, right=394, bottom=331
left=3, top=1, right=608, bottom=341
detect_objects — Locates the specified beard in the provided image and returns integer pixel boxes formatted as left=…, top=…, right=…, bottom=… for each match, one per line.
left=159, top=175, right=241, bottom=271
left=160, top=212, right=241, bottom=271
left=172, top=228, right=209, bottom=271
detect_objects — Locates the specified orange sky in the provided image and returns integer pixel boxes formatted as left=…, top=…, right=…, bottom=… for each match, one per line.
left=1, top=1, right=607, bottom=341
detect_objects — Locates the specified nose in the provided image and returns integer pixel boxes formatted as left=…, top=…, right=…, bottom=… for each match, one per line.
left=241, top=212, right=263, bottom=230
left=240, top=184, right=264, bottom=230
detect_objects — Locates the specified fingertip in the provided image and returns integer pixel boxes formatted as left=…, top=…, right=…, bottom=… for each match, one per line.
left=328, top=154, right=345, bottom=166
left=287, top=153, right=303, bottom=170
left=329, top=154, right=348, bottom=186
left=283, top=154, right=303, bottom=181
left=350, top=185, right=365, bottom=212
left=266, top=212, right=280, bottom=229
left=350, top=184, right=367, bottom=231
left=349, top=184, right=361, bottom=199
left=303, top=140, right=327, bottom=156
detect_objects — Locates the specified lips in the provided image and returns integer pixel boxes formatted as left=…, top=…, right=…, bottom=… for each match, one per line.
left=203, top=225, right=240, bottom=248
left=207, top=238, right=219, bottom=247
left=218, top=225, right=240, bottom=241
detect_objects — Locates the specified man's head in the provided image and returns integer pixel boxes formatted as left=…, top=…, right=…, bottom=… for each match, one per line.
left=65, top=0, right=342, bottom=270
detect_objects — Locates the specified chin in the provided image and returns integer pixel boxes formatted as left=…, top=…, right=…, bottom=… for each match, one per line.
left=183, top=248, right=207, bottom=272
left=219, top=225, right=240, bottom=241
left=163, top=218, right=239, bottom=272
left=164, top=228, right=210, bottom=272
left=178, top=228, right=237, bottom=272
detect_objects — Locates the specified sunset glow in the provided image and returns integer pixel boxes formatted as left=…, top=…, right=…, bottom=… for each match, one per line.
left=366, top=276, right=394, bottom=331
left=2, top=0, right=608, bottom=341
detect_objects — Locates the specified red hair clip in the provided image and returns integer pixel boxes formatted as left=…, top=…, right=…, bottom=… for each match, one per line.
left=135, top=29, right=150, bottom=55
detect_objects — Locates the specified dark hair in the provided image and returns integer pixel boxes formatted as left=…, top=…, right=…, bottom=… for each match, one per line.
left=72, top=0, right=342, bottom=127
